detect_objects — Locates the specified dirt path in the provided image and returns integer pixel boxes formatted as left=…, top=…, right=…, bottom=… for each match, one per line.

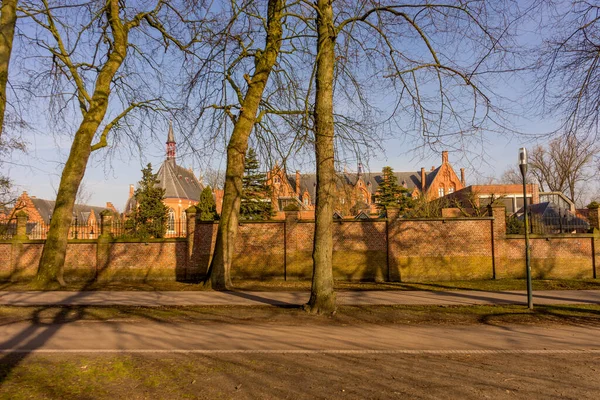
left=1, top=321, right=599, bottom=352
left=1, top=320, right=599, bottom=399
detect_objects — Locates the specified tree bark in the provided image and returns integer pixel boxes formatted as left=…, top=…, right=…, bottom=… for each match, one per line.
left=206, top=0, right=285, bottom=290
left=0, top=0, right=17, bottom=139
left=37, top=1, right=129, bottom=287
left=305, top=0, right=336, bottom=314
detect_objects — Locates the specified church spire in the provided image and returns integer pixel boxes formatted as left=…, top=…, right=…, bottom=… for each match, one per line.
left=166, top=120, right=176, bottom=160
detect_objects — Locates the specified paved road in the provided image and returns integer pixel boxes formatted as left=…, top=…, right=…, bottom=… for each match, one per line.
left=1, top=289, right=599, bottom=306
left=1, top=320, right=599, bottom=353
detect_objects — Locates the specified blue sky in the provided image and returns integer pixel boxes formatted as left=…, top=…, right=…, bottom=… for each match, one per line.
left=4, top=1, right=597, bottom=210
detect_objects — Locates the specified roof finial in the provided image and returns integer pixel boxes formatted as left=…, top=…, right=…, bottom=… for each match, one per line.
left=167, top=120, right=175, bottom=144
left=166, top=120, right=176, bottom=160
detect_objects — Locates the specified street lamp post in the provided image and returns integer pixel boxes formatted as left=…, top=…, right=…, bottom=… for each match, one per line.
left=519, top=148, right=533, bottom=310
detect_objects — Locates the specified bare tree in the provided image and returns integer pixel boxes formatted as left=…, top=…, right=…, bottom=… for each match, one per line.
left=201, top=168, right=225, bottom=190
left=306, top=0, right=337, bottom=314
left=536, top=1, right=600, bottom=138
left=0, top=0, right=17, bottom=139
left=15, top=0, right=209, bottom=286
left=499, top=167, right=524, bottom=185
left=186, top=0, right=288, bottom=290
left=301, top=0, right=537, bottom=313
left=529, top=136, right=597, bottom=205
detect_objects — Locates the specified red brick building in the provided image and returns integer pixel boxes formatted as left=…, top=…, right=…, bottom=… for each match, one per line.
left=267, top=151, right=466, bottom=216
left=3, top=191, right=117, bottom=239
left=125, top=122, right=204, bottom=234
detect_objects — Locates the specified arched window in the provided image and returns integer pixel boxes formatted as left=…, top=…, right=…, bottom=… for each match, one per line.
left=167, top=208, right=175, bottom=232
left=438, top=186, right=445, bottom=198
left=448, top=184, right=455, bottom=194
left=181, top=211, right=187, bottom=235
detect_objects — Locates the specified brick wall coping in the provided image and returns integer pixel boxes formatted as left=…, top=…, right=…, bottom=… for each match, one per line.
left=505, top=233, right=597, bottom=239
left=237, top=220, right=285, bottom=225
left=0, top=239, right=45, bottom=244
left=111, top=237, right=187, bottom=243
left=398, top=217, right=494, bottom=222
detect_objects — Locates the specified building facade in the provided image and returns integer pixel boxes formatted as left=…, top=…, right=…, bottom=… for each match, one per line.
left=125, top=123, right=204, bottom=234
left=266, top=151, right=466, bottom=216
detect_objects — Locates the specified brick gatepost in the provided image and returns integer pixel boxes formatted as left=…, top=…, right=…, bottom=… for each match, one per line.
left=284, top=210, right=299, bottom=280
left=185, top=206, right=197, bottom=280
left=588, top=207, right=599, bottom=231
left=588, top=206, right=599, bottom=279
left=386, top=207, right=401, bottom=281
left=489, top=205, right=506, bottom=279
left=96, top=210, right=113, bottom=279
left=10, top=211, right=29, bottom=280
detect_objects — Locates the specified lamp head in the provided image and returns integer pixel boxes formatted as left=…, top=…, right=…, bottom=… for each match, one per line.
left=518, top=147, right=528, bottom=166
left=518, top=147, right=528, bottom=177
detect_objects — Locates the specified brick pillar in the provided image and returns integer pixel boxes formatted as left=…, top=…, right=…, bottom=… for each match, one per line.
left=10, top=211, right=28, bottom=280
left=99, top=210, right=113, bottom=238
left=14, top=211, right=28, bottom=240
left=588, top=207, right=599, bottom=231
left=386, top=208, right=401, bottom=282
left=593, top=228, right=599, bottom=279
left=284, top=211, right=299, bottom=280
left=96, top=210, right=113, bottom=280
left=489, top=205, right=506, bottom=279
left=185, top=206, right=197, bottom=280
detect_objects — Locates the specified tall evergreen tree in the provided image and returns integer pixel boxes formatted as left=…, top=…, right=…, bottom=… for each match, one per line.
left=197, top=186, right=219, bottom=221
left=375, top=166, right=412, bottom=211
left=240, top=148, right=272, bottom=220
left=132, top=163, right=168, bottom=238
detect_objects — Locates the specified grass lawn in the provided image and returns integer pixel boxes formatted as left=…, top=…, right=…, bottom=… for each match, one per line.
left=1, top=278, right=599, bottom=292
left=1, top=352, right=599, bottom=400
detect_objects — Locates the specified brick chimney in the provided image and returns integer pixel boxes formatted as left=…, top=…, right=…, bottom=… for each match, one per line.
left=431, top=166, right=435, bottom=172
left=129, top=184, right=134, bottom=198
left=460, top=168, right=466, bottom=187
left=442, top=150, right=449, bottom=164
left=295, top=171, right=301, bottom=198
left=421, top=167, right=426, bottom=191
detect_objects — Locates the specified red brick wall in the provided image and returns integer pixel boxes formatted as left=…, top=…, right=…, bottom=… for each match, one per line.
left=0, top=244, right=12, bottom=277
left=101, top=241, right=187, bottom=281
left=64, top=243, right=97, bottom=280
left=234, top=222, right=285, bottom=279
left=388, top=218, right=494, bottom=281
left=497, top=237, right=594, bottom=279
left=2, top=208, right=598, bottom=282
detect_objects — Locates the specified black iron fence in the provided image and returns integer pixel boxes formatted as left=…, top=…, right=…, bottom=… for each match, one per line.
left=508, top=212, right=591, bottom=234
left=0, top=222, right=16, bottom=240
left=111, top=220, right=186, bottom=239
left=0, top=219, right=187, bottom=240
left=529, top=213, right=590, bottom=234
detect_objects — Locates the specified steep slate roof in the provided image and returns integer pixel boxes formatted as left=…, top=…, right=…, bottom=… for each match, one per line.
left=30, top=198, right=109, bottom=224
left=286, top=170, right=431, bottom=200
left=156, top=158, right=203, bottom=201
left=359, top=171, right=426, bottom=192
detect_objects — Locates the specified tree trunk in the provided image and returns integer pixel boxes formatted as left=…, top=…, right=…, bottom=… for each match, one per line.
left=0, top=0, right=17, bottom=139
left=305, top=0, right=336, bottom=314
left=206, top=0, right=285, bottom=290
left=37, top=4, right=128, bottom=287
left=36, top=116, right=104, bottom=286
